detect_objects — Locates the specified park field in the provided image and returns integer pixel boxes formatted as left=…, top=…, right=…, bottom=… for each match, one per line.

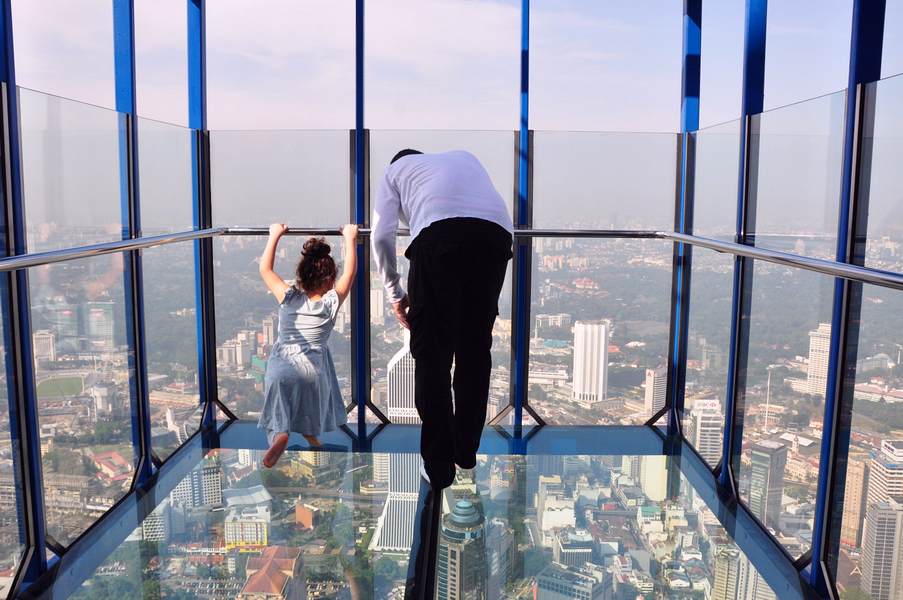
left=36, top=375, right=84, bottom=398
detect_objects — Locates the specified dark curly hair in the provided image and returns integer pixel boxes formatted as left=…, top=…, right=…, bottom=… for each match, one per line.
left=296, top=237, right=337, bottom=294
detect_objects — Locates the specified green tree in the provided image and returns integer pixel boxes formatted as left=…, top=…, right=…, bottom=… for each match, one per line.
left=840, top=588, right=872, bottom=600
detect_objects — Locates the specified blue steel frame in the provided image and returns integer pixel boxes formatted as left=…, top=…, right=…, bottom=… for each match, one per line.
left=0, top=1, right=898, bottom=597
left=112, top=0, right=154, bottom=488
left=0, top=0, right=49, bottom=591
left=666, top=0, right=701, bottom=437
left=719, top=0, right=767, bottom=494
left=809, top=0, right=886, bottom=595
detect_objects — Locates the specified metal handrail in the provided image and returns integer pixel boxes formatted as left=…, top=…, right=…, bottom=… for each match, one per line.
left=1, top=225, right=902, bottom=293
left=0, top=227, right=226, bottom=272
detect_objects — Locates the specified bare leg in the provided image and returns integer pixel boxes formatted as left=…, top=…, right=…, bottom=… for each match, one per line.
left=303, top=434, right=322, bottom=447
left=263, top=432, right=289, bottom=468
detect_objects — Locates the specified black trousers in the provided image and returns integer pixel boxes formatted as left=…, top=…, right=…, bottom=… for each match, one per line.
left=406, top=217, right=512, bottom=489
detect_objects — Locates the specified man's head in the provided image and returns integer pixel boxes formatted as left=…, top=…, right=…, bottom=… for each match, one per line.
left=391, top=149, right=423, bottom=164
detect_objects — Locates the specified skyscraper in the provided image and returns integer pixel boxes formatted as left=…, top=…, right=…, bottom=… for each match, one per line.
left=261, top=317, right=275, bottom=347
left=387, top=332, right=418, bottom=424
left=32, top=329, right=56, bottom=362
left=748, top=441, right=788, bottom=531
left=861, top=496, right=903, bottom=600
left=370, top=453, right=420, bottom=552
left=640, top=455, right=667, bottom=502
left=371, top=287, right=385, bottom=326
left=691, top=399, right=723, bottom=466
left=840, top=452, right=869, bottom=549
left=86, top=301, right=115, bottom=351
left=806, top=323, right=831, bottom=397
left=644, top=366, right=667, bottom=416
left=867, top=440, right=903, bottom=510
left=437, top=499, right=486, bottom=600
left=572, top=321, right=609, bottom=409
left=712, top=547, right=749, bottom=600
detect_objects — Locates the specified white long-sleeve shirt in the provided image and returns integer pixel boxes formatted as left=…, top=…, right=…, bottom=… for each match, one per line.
left=371, top=150, right=514, bottom=304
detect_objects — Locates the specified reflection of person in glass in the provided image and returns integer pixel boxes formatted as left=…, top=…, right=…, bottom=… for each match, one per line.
left=257, top=223, right=358, bottom=467
left=372, top=149, right=513, bottom=489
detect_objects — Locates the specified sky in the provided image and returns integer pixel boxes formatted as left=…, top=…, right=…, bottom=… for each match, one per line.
left=11, top=0, right=902, bottom=131
left=8, top=0, right=903, bottom=237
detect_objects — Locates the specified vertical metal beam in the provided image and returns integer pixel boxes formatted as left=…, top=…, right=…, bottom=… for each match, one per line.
left=0, top=0, right=49, bottom=589
left=810, top=1, right=885, bottom=595
left=667, top=0, right=701, bottom=437
left=188, top=0, right=218, bottom=435
left=718, top=0, right=767, bottom=492
left=113, top=0, right=154, bottom=488
left=351, top=0, right=370, bottom=443
left=510, top=0, right=531, bottom=435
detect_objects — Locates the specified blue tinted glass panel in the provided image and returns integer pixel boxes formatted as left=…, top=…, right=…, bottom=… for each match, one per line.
left=699, top=1, right=744, bottom=128
left=692, top=120, right=741, bottom=241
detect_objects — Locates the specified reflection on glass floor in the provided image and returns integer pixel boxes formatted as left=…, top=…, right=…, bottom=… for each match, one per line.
left=64, top=445, right=794, bottom=600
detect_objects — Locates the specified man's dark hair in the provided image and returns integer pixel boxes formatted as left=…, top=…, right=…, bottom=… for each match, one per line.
left=391, top=149, right=423, bottom=164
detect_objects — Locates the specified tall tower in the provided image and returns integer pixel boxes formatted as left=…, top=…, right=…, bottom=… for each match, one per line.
left=806, top=323, right=832, bottom=397
left=840, top=452, right=869, bottom=549
left=387, top=331, right=418, bottom=424
left=691, top=399, right=723, bottom=466
left=861, top=497, right=903, bottom=600
left=867, top=440, right=903, bottom=510
left=572, top=321, right=609, bottom=409
left=712, top=547, right=749, bottom=600
left=370, top=453, right=420, bottom=552
left=748, top=441, right=787, bottom=531
left=643, top=366, right=667, bottom=416
left=437, top=499, right=487, bottom=600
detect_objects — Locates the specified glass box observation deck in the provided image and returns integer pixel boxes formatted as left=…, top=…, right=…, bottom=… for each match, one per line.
left=0, top=1, right=901, bottom=599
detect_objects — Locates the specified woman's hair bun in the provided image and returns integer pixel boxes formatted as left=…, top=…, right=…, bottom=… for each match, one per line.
left=302, top=237, right=331, bottom=259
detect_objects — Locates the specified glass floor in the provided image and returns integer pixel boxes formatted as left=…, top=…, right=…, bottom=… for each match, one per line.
left=28, top=426, right=813, bottom=600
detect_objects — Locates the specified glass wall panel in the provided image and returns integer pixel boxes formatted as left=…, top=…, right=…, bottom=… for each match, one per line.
left=210, top=130, right=350, bottom=228
left=28, top=253, right=136, bottom=547
left=861, top=75, right=903, bottom=273
left=683, top=249, right=734, bottom=468
left=368, top=130, right=515, bottom=219
left=735, top=261, right=834, bottom=559
left=19, top=88, right=124, bottom=252
left=206, top=1, right=354, bottom=129
left=763, top=0, right=852, bottom=110
left=750, top=91, right=845, bottom=259
left=214, top=236, right=351, bottom=422
left=135, top=0, right=188, bottom=125
left=699, top=1, right=744, bottom=128
left=884, top=0, right=903, bottom=79
left=692, top=120, right=741, bottom=241
left=0, top=288, right=24, bottom=593
left=527, top=238, right=672, bottom=425
left=532, top=132, right=679, bottom=230
left=369, top=245, right=513, bottom=425
left=11, top=1, right=115, bottom=108
left=138, top=118, right=194, bottom=233
left=143, top=242, right=200, bottom=461
left=531, top=0, right=681, bottom=132
left=832, top=284, right=903, bottom=597
left=366, top=0, right=518, bottom=129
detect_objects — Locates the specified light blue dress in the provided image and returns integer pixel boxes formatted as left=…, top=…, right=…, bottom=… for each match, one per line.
left=259, top=287, right=346, bottom=442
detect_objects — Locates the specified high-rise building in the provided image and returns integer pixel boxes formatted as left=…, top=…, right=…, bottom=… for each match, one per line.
left=840, top=452, right=869, bottom=549
left=169, top=458, right=223, bottom=508
left=486, top=518, right=514, bottom=598
left=712, top=547, right=749, bottom=600
left=691, top=399, right=723, bottom=466
left=32, top=329, right=56, bottom=362
left=370, top=453, right=420, bottom=552
left=387, top=332, right=418, bottom=424
left=748, top=441, right=788, bottom=531
left=640, top=455, right=667, bottom=502
left=867, top=440, right=903, bottom=510
left=373, top=452, right=389, bottom=485
left=806, top=323, right=831, bottom=397
left=572, top=321, right=609, bottom=409
left=644, top=366, right=667, bottom=416
left=86, top=301, right=115, bottom=351
left=553, top=529, right=594, bottom=568
left=141, top=499, right=171, bottom=543
left=261, top=317, right=276, bottom=347
left=535, top=563, right=611, bottom=600
left=437, top=499, right=486, bottom=600
left=861, top=496, right=903, bottom=600
left=371, top=287, right=385, bottom=326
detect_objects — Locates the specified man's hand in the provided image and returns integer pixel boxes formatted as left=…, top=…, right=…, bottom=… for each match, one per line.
left=392, top=295, right=411, bottom=330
